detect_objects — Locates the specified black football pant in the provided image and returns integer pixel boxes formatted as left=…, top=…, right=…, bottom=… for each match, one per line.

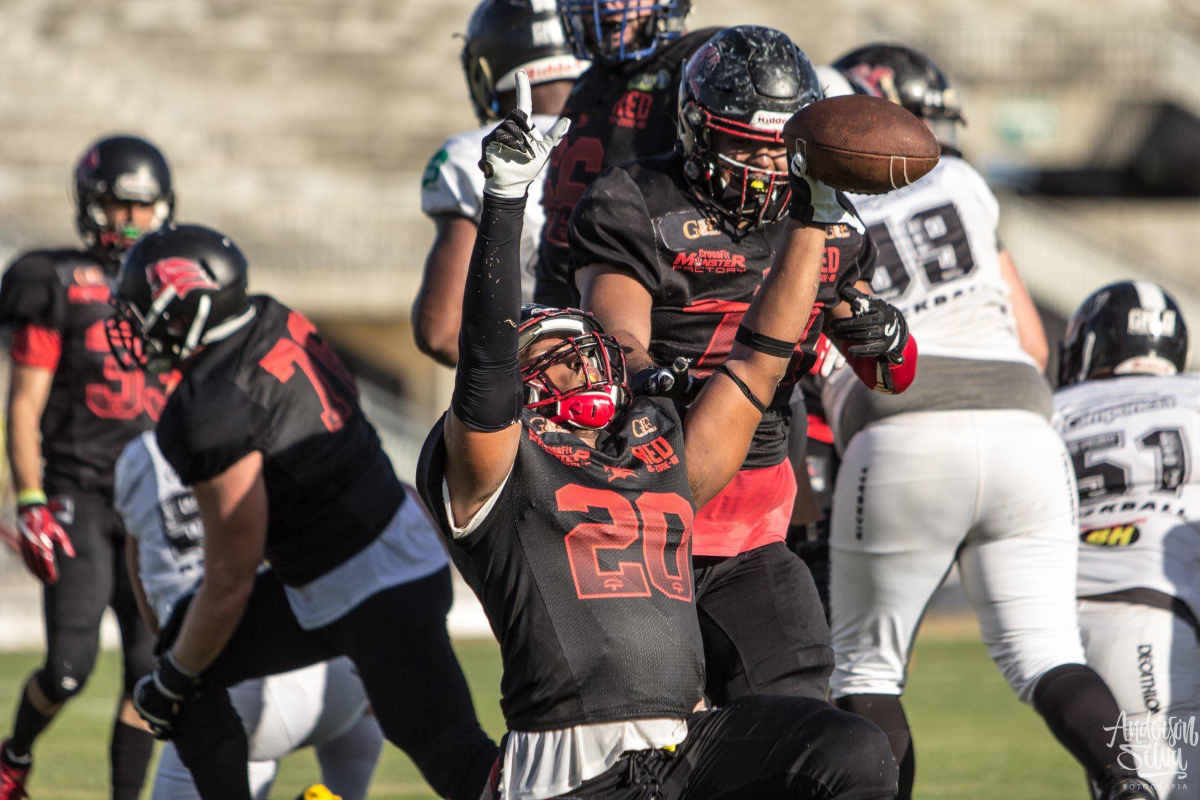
left=32, top=485, right=156, bottom=704
left=553, top=695, right=898, bottom=799
left=694, top=542, right=834, bottom=705
left=160, top=567, right=497, bottom=800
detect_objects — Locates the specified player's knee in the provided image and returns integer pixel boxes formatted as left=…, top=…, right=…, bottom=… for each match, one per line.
left=997, top=648, right=1085, bottom=705
left=790, top=706, right=899, bottom=798
left=36, top=659, right=94, bottom=703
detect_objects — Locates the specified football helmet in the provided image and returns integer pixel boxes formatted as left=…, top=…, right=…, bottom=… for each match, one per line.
left=109, top=224, right=252, bottom=374
left=73, top=135, right=174, bottom=269
left=462, top=0, right=587, bottom=124
left=518, top=304, right=629, bottom=429
left=1059, top=280, right=1190, bottom=387
left=678, top=26, right=821, bottom=228
left=558, top=0, right=691, bottom=65
left=833, top=43, right=964, bottom=150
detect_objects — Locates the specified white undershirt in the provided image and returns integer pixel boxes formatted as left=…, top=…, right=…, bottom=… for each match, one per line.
left=442, top=477, right=688, bottom=800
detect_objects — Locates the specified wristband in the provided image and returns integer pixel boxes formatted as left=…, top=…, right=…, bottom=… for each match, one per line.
left=715, top=364, right=768, bottom=414
left=734, top=325, right=797, bottom=359
left=17, top=489, right=48, bottom=508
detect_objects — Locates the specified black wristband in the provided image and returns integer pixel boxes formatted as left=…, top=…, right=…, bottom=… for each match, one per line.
left=735, top=325, right=796, bottom=359
left=715, top=364, right=768, bottom=414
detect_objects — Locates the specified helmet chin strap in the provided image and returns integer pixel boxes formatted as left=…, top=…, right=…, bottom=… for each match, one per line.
left=548, top=390, right=618, bottom=430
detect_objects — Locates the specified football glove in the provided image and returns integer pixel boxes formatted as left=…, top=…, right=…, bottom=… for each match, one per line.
left=630, top=357, right=700, bottom=404
left=787, top=151, right=864, bottom=232
left=831, top=286, right=909, bottom=362
left=16, top=496, right=74, bottom=585
left=133, top=652, right=201, bottom=740
left=479, top=70, right=570, bottom=199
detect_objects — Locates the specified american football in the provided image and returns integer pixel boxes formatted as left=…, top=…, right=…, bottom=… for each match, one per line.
left=0, top=2, right=1195, bottom=800
left=784, top=94, right=941, bottom=193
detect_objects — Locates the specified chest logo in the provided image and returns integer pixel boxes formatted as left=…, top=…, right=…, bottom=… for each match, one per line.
left=1080, top=524, right=1141, bottom=547
left=673, top=249, right=748, bottom=274
left=682, top=217, right=721, bottom=240
left=148, top=258, right=218, bottom=302
left=603, top=465, right=637, bottom=482
left=631, top=416, right=658, bottom=438
left=610, top=90, right=654, bottom=129
left=631, top=436, right=680, bottom=473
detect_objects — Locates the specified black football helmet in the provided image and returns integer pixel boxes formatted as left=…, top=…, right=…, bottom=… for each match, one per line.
left=1059, top=280, right=1190, bottom=387
left=462, top=0, right=587, bottom=124
left=833, top=44, right=964, bottom=150
left=558, top=0, right=691, bottom=65
left=109, top=224, right=252, bottom=374
left=678, top=26, right=820, bottom=228
left=518, top=304, right=629, bottom=429
left=73, top=135, right=175, bottom=269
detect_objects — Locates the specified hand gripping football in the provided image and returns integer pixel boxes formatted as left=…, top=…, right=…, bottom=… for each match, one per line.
left=784, top=95, right=940, bottom=195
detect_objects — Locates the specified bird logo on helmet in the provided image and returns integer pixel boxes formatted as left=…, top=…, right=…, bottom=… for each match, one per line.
left=677, top=26, right=821, bottom=229
left=518, top=304, right=630, bottom=429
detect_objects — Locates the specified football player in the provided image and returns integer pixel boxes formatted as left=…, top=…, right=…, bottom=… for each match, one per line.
left=114, top=431, right=384, bottom=800
left=0, top=135, right=176, bottom=800
left=108, top=225, right=498, bottom=800
left=414, top=0, right=588, bottom=366
left=1055, top=282, right=1199, bottom=800
left=572, top=26, right=915, bottom=705
left=417, top=71, right=898, bottom=800
left=533, top=0, right=720, bottom=306
left=819, top=45, right=1157, bottom=800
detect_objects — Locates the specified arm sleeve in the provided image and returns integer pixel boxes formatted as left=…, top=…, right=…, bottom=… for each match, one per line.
left=10, top=325, right=62, bottom=370
left=0, top=255, right=66, bottom=331
left=420, top=132, right=486, bottom=222
left=567, top=168, right=661, bottom=295
left=156, top=379, right=271, bottom=486
left=451, top=193, right=527, bottom=432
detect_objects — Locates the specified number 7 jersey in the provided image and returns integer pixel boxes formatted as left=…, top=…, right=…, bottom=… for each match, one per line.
left=1053, top=374, right=1200, bottom=616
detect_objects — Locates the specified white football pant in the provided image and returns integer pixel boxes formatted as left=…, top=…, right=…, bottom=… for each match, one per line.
left=829, top=410, right=1086, bottom=703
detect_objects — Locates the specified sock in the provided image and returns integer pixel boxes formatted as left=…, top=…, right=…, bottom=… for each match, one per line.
left=1032, top=663, right=1132, bottom=779
left=110, top=720, right=155, bottom=800
left=10, top=674, right=56, bottom=758
left=836, top=694, right=915, bottom=800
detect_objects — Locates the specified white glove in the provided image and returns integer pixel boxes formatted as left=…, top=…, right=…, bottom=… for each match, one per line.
left=787, top=151, right=865, bottom=233
left=479, top=70, right=571, bottom=199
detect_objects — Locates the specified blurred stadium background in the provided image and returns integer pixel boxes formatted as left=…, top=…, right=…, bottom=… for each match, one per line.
left=0, top=0, right=1197, bottom=795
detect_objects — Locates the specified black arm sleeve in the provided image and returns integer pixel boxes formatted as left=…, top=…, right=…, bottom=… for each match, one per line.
left=451, top=193, right=527, bottom=432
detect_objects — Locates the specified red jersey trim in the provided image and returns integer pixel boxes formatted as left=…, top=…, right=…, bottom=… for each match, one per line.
left=807, top=413, right=834, bottom=445
left=11, top=325, right=62, bottom=370
left=692, top=459, right=797, bottom=557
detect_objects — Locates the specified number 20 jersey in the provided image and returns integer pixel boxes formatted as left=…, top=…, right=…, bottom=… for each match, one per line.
left=417, top=397, right=703, bottom=732
left=1053, top=374, right=1200, bottom=619
left=0, top=249, right=170, bottom=493
left=156, top=295, right=404, bottom=586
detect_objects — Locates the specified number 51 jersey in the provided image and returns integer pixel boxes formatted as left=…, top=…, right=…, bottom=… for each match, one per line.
left=1052, top=374, right=1200, bottom=619
left=0, top=249, right=172, bottom=493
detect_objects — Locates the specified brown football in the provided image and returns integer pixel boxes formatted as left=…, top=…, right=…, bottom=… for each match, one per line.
left=784, top=95, right=940, bottom=195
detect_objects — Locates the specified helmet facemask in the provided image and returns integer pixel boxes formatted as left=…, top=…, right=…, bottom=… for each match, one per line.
left=560, top=0, right=688, bottom=64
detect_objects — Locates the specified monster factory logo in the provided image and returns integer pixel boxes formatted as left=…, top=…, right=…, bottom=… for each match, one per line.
left=527, top=425, right=592, bottom=467
left=672, top=249, right=747, bottom=274
left=1080, top=524, right=1141, bottom=547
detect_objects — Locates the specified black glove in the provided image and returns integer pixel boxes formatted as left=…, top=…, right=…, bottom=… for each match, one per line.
left=133, top=652, right=200, bottom=739
left=630, top=358, right=701, bottom=404
left=830, top=285, right=909, bottom=363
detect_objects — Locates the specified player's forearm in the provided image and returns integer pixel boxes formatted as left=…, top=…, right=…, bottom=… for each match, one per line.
left=7, top=399, right=45, bottom=494
left=125, top=536, right=159, bottom=636
left=613, top=329, right=654, bottom=373
left=169, top=570, right=254, bottom=672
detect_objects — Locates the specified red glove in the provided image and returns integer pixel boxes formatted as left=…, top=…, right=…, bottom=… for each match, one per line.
left=17, top=499, right=75, bottom=584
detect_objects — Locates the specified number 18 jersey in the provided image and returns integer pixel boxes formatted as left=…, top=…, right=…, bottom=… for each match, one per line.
left=1053, top=374, right=1200, bottom=617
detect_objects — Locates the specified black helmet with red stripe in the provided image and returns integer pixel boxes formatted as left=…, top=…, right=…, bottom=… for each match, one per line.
left=109, top=224, right=252, bottom=374
left=677, top=26, right=821, bottom=228
left=518, top=304, right=629, bottom=429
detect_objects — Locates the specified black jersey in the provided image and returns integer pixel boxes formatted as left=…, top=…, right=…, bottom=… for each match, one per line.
left=417, top=396, right=703, bottom=731
left=568, top=153, right=877, bottom=468
left=0, top=249, right=171, bottom=494
left=535, top=28, right=720, bottom=305
left=156, top=295, right=404, bottom=586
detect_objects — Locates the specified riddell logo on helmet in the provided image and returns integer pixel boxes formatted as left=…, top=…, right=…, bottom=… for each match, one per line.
left=749, top=110, right=790, bottom=131
left=148, top=258, right=219, bottom=301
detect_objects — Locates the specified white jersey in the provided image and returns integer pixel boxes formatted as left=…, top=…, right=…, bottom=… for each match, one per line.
left=114, top=432, right=204, bottom=624
left=847, top=155, right=1031, bottom=366
left=1053, top=374, right=1200, bottom=618
left=420, top=115, right=559, bottom=302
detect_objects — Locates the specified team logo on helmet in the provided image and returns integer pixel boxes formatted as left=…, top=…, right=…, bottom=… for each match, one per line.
left=147, top=258, right=218, bottom=302
left=846, top=64, right=900, bottom=105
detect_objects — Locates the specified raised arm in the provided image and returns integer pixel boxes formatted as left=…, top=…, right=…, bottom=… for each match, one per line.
left=442, top=72, right=570, bottom=527
left=683, top=145, right=874, bottom=505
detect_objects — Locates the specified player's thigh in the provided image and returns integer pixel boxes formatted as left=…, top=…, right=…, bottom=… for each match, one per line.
left=665, top=695, right=897, bottom=800
left=962, top=414, right=1084, bottom=700
left=695, top=542, right=832, bottom=704
left=828, top=414, right=977, bottom=697
left=245, top=658, right=369, bottom=761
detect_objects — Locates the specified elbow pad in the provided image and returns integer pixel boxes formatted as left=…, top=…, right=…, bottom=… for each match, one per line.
left=847, top=334, right=918, bottom=395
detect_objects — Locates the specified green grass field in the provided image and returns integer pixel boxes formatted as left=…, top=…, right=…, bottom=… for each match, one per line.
left=0, top=617, right=1088, bottom=799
